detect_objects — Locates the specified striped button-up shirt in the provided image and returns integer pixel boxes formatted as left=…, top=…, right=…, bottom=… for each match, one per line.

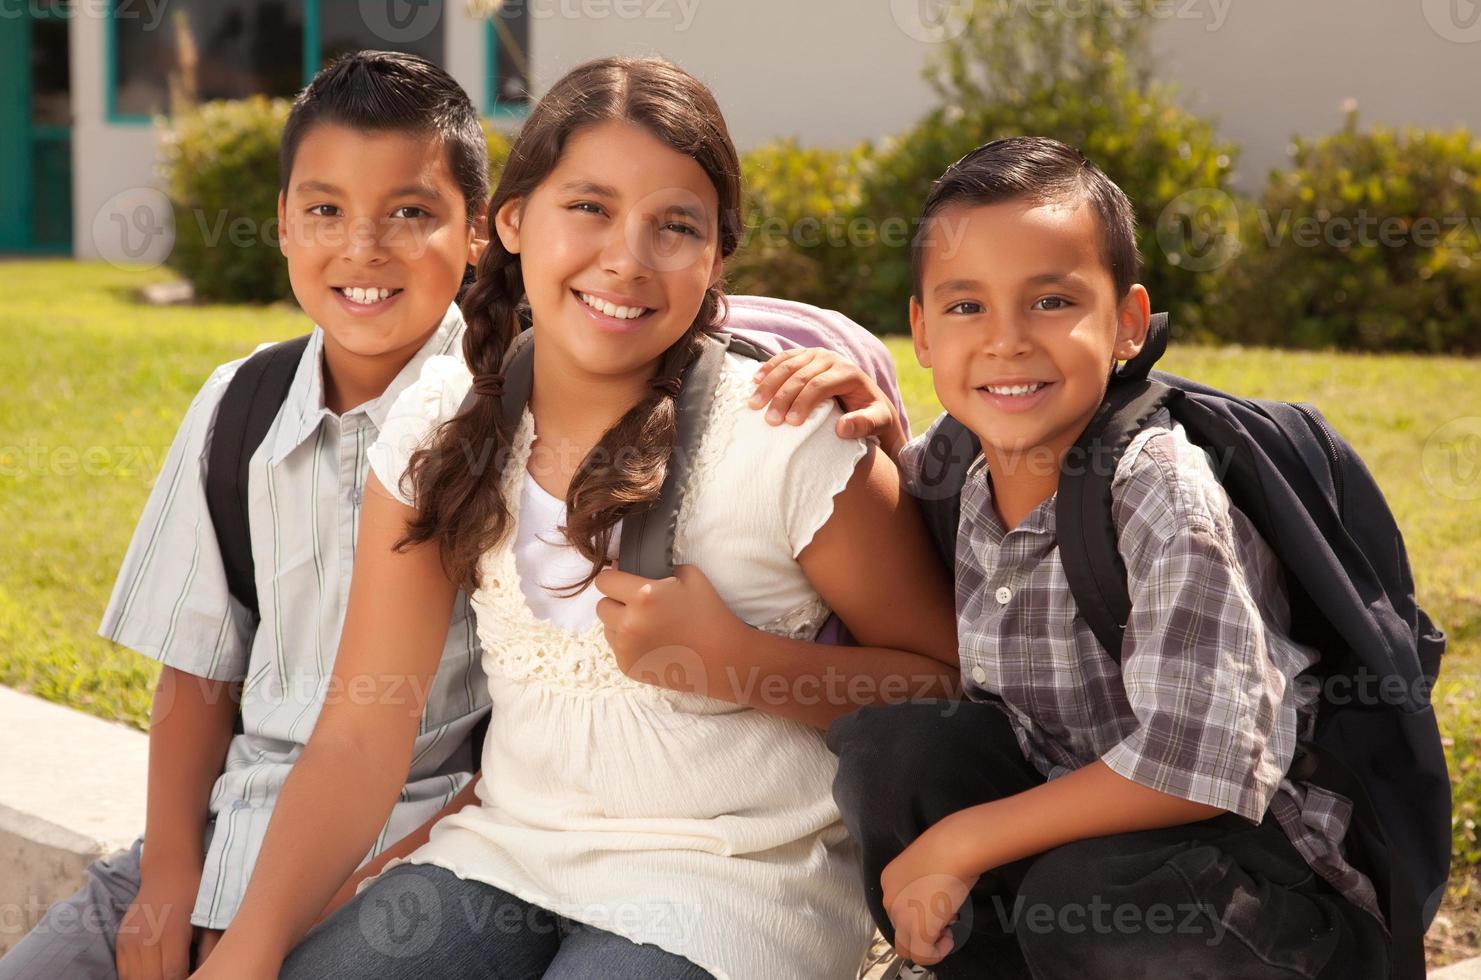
left=900, top=408, right=1382, bottom=925
left=99, top=303, right=489, bottom=929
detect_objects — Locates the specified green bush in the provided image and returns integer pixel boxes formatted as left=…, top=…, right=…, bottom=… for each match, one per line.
left=161, top=96, right=293, bottom=304
left=162, top=99, right=516, bottom=304
left=841, top=0, right=1237, bottom=336
left=729, top=139, right=873, bottom=311
left=1206, top=112, right=1481, bottom=353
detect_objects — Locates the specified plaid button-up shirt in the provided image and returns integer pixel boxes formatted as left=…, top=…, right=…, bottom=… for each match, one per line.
left=901, top=408, right=1382, bottom=925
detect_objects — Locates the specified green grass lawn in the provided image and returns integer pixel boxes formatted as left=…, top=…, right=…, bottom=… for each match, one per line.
left=4, top=260, right=1480, bottom=960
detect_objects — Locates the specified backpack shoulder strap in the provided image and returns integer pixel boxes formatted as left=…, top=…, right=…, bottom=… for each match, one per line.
left=205, top=335, right=311, bottom=621
left=911, top=414, right=981, bottom=569
left=457, top=330, right=775, bottom=580
left=618, top=331, right=742, bottom=579
left=1055, top=377, right=1180, bottom=662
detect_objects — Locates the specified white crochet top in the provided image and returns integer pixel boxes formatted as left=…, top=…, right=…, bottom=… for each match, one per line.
left=366, top=351, right=875, bottom=980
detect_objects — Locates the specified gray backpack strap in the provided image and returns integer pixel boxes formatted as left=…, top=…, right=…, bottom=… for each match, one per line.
left=454, top=325, right=535, bottom=427
left=618, top=331, right=752, bottom=579
left=454, top=328, right=755, bottom=580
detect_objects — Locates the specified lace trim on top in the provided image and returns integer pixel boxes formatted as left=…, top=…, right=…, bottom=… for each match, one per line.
left=473, top=354, right=835, bottom=693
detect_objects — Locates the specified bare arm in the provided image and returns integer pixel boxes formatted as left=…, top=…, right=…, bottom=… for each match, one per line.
left=194, top=475, right=458, bottom=976
left=313, top=773, right=482, bottom=925
left=598, top=444, right=960, bottom=730
left=938, top=759, right=1223, bottom=877
left=723, top=444, right=959, bottom=727
left=116, top=667, right=236, bottom=980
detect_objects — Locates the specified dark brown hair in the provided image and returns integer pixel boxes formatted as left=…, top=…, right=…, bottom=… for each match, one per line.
left=397, top=57, right=743, bottom=594
left=281, top=50, right=489, bottom=223
left=911, top=136, right=1140, bottom=300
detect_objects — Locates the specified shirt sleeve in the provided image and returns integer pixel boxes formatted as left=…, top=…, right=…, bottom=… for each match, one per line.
left=772, top=399, right=871, bottom=558
left=1098, top=426, right=1301, bottom=823
left=367, top=355, right=472, bottom=508
left=98, top=363, right=253, bottom=682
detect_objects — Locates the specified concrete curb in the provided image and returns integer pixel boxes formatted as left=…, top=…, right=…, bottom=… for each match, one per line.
left=0, top=687, right=147, bottom=957
left=1433, top=957, right=1481, bottom=979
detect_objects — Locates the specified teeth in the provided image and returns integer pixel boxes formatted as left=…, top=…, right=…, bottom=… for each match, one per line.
left=340, top=287, right=393, bottom=305
left=579, top=292, right=648, bottom=320
left=985, top=382, right=1047, bottom=396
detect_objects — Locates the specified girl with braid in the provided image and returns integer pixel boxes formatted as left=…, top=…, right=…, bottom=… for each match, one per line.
left=195, top=57, right=957, bottom=980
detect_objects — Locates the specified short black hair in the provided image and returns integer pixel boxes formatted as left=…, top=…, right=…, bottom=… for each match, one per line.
left=280, top=50, right=488, bottom=221
left=911, top=136, right=1140, bottom=300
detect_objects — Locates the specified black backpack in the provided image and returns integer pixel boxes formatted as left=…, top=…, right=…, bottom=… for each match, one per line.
left=912, top=312, right=1449, bottom=980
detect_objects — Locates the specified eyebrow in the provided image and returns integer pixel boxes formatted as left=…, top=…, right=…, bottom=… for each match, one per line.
left=932, top=278, right=983, bottom=297
left=292, top=180, right=442, bottom=200
left=1024, top=272, right=1087, bottom=287
left=389, top=183, right=443, bottom=200
left=559, top=179, right=620, bottom=198
left=931, top=272, right=1088, bottom=297
left=663, top=203, right=706, bottom=223
left=294, top=180, right=343, bottom=195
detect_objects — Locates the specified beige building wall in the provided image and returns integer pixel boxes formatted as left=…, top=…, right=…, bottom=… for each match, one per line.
left=68, top=0, right=1481, bottom=259
left=521, top=0, right=941, bottom=150
left=1149, top=0, right=1481, bottom=187
left=526, top=0, right=1481, bottom=190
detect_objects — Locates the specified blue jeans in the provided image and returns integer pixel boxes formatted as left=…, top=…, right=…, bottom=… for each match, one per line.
left=280, top=864, right=716, bottom=979
left=0, top=839, right=144, bottom=980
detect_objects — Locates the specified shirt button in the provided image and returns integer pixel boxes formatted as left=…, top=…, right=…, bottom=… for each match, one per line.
left=995, top=586, right=1013, bottom=604
left=351, top=487, right=363, bottom=506
left=971, top=666, right=988, bottom=685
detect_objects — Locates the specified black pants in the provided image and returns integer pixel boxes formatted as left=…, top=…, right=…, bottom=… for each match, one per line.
left=826, top=699, right=1392, bottom=980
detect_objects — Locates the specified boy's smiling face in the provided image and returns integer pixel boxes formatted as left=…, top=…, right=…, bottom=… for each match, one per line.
left=278, top=123, right=487, bottom=364
left=910, top=196, right=1151, bottom=472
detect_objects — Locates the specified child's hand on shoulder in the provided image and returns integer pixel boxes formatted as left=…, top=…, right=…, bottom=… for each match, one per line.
left=594, top=565, right=742, bottom=696
left=749, top=348, right=906, bottom=458
left=880, top=815, right=982, bottom=968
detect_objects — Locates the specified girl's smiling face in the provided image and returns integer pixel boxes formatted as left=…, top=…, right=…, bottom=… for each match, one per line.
left=493, top=119, right=725, bottom=383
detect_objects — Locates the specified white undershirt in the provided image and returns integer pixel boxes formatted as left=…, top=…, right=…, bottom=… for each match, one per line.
left=513, top=472, right=616, bottom=631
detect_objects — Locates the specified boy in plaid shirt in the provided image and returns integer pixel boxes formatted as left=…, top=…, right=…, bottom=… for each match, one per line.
left=752, top=136, right=1390, bottom=978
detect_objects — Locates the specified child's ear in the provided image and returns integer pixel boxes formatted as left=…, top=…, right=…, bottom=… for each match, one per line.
left=276, top=191, right=287, bottom=256
left=909, top=295, right=932, bottom=369
left=1112, top=284, right=1152, bottom=364
left=493, top=196, right=523, bottom=255
left=468, top=198, right=491, bottom=266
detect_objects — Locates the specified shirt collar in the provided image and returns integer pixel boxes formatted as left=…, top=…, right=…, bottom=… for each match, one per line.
left=963, top=454, right=1059, bottom=542
left=268, top=302, right=467, bottom=462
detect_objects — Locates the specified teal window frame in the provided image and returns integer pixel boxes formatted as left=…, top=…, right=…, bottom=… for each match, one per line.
left=484, top=14, right=529, bottom=121
left=106, top=0, right=322, bottom=125
left=105, top=0, right=513, bottom=124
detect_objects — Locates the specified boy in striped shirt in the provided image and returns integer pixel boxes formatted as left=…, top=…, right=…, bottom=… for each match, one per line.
left=0, top=52, right=493, bottom=980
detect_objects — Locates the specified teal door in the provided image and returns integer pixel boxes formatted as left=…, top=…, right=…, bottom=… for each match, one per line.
left=0, top=4, right=72, bottom=253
